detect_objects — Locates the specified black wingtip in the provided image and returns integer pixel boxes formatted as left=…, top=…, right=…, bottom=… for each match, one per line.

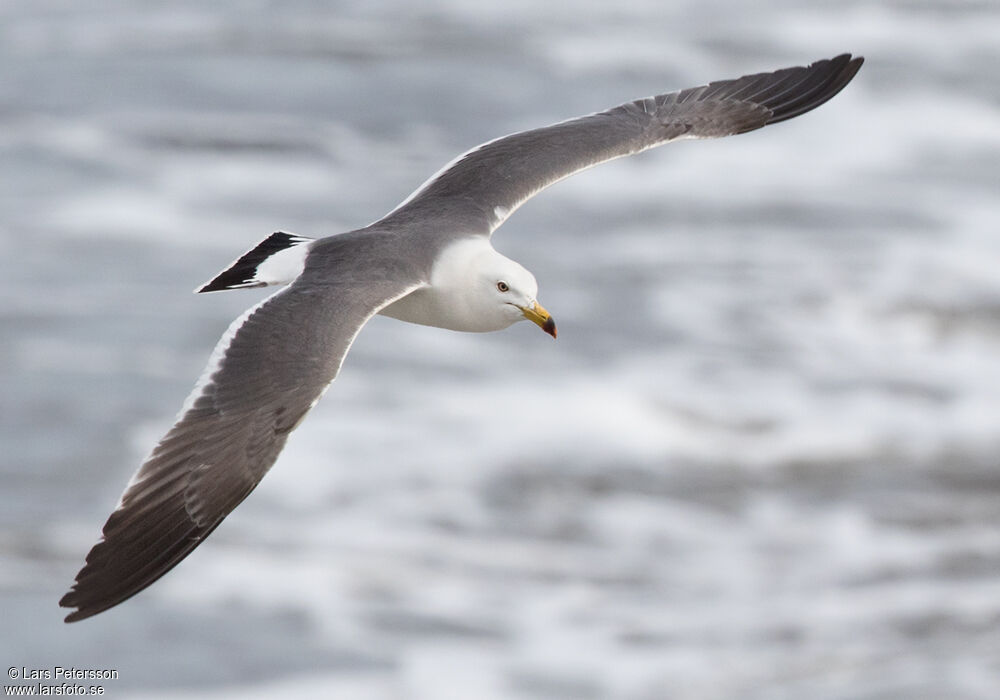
left=760, top=53, right=864, bottom=127
left=61, top=605, right=88, bottom=624
left=60, top=519, right=223, bottom=622
left=60, top=584, right=98, bottom=623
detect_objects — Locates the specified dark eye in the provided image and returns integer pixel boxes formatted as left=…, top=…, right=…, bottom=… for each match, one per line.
left=496, top=281, right=510, bottom=292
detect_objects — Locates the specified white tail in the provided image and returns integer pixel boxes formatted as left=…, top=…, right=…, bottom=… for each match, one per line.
left=197, top=232, right=314, bottom=293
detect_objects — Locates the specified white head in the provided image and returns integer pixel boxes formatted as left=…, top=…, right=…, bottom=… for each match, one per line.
left=424, top=237, right=556, bottom=336
left=476, top=251, right=556, bottom=336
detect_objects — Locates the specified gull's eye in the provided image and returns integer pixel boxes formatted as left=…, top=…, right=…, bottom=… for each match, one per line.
left=496, top=281, right=510, bottom=293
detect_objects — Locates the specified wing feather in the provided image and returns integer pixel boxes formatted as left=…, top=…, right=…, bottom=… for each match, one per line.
left=61, top=240, right=424, bottom=622
left=379, top=54, right=862, bottom=233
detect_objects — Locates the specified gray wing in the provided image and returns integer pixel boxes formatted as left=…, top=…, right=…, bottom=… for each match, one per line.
left=379, top=54, right=863, bottom=234
left=60, top=247, right=423, bottom=622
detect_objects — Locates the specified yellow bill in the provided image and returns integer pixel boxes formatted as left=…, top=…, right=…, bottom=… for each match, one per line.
left=522, top=301, right=557, bottom=338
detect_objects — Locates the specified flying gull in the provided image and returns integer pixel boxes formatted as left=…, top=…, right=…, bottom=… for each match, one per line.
left=61, top=54, right=863, bottom=622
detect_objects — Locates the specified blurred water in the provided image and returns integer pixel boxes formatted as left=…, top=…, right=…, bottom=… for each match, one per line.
left=2, top=1, right=1000, bottom=698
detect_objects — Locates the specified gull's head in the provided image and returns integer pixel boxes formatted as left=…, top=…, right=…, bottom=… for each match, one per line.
left=427, top=238, right=556, bottom=337
left=481, top=255, right=557, bottom=338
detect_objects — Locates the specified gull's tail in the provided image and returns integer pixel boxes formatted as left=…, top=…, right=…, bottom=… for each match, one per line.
left=197, top=231, right=314, bottom=293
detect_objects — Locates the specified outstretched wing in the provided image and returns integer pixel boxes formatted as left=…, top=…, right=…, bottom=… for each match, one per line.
left=60, top=242, right=423, bottom=622
left=379, top=54, right=862, bottom=234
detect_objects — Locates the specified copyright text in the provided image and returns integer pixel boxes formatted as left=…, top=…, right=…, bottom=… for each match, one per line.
left=5, top=668, right=118, bottom=696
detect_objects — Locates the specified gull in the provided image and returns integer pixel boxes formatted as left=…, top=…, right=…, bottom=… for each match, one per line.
left=61, top=54, right=863, bottom=622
